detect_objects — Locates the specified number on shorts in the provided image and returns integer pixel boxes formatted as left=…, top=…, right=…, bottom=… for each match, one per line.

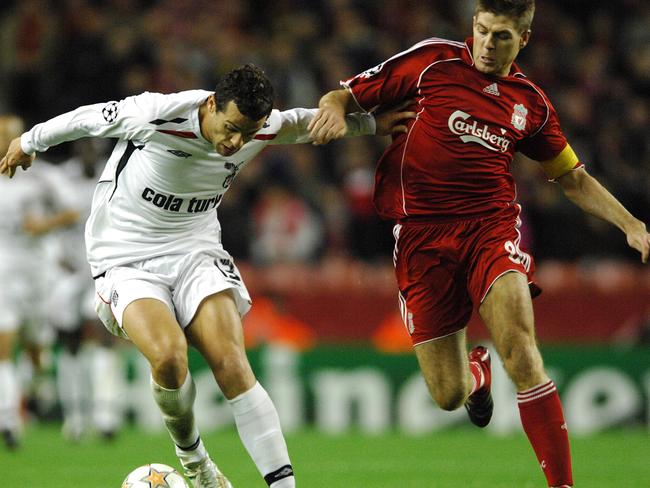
left=504, top=240, right=531, bottom=271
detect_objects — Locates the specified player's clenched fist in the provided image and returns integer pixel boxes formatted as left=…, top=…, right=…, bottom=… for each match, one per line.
left=0, top=137, right=35, bottom=178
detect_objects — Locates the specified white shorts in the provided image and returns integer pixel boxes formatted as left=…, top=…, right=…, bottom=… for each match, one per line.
left=94, top=249, right=252, bottom=339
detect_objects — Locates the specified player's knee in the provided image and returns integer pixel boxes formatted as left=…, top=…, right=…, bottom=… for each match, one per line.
left=428, top=383, right=467, bottom=411
left=151, top=349, right=188, bottom=388
left=209, top=345, right=255, bottom=396
left=211, top=346, right=248, bottom=377
left=499, top=339, right=545, bottom=389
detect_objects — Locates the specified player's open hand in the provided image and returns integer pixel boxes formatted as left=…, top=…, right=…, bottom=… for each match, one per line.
left=308, top=105, right=347, bottom=145
left=626, top=222, right=650, bottom=263
left=0, top=136, right=35, bottom=178
left=375, top=99, right=417, bottom=137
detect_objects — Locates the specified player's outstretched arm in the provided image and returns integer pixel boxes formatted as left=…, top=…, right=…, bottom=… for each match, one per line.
left=308, top=89, right=415, bottom=144
left=0, top=136, right=35, bottom=179
left=557, top=167, right=650, bottom=263
left=308, top=89, right=359, bottom=145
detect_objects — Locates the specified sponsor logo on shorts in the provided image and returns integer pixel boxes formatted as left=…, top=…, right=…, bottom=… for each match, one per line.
left=448, top=110, right=511, bottom=153
left=111, top=290, right=119, bottom=307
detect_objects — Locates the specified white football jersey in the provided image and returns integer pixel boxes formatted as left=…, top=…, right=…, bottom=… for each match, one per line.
left=0, top=162, right=63, bottom=264
left=0, top=162, right=69, bottom=330
left=45, top=156, right=103, bottom=272
left=21, top=90, right=375, bottom=276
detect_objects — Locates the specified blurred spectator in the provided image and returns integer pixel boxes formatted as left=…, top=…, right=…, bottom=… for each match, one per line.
left=251, top=179, right=325, bottom=264
left=0, top=0, right=647, bottom=263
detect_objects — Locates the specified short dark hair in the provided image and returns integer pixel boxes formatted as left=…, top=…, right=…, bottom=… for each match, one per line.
left=476, top=0, right=535, bottom=32
left=214, top=64, right=274, bottom=121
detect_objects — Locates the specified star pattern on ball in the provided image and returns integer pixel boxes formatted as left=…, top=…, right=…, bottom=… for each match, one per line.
left=140, top=466, right=171, bottom=487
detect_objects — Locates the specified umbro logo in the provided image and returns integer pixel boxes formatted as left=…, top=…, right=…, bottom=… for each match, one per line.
left=167, top=149, right=192, bottom=158
left=483, top=83, right=500, bottom=96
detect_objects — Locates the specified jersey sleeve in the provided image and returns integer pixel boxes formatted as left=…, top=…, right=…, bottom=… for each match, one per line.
left=516, top=97, right=582, bottom=180
left=342, top=41, right=444, bottom=111
left=269, top=108, right=376, bottom=145
left=20, top=92, right=161, bottom=154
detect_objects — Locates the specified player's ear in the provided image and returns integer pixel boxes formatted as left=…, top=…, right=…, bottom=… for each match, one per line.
left=520, top=30, right=531, bottom=49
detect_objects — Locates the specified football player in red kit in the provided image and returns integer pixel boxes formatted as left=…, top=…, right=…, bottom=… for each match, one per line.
left=309, top=1, right=650, bottom=486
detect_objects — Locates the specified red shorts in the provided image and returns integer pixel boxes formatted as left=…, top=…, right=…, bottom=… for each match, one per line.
left=393, top=205, right=539, bottom=346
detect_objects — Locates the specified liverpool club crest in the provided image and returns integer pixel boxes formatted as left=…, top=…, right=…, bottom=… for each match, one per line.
left=511, top=104, right=528, bottom=131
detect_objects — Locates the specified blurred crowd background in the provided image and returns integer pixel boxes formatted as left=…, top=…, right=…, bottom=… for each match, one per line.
left=1, top=0, right=649, bottom=264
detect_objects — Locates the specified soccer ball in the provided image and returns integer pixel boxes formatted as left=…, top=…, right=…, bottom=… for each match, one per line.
left=121, top=463, right=189, bottom=488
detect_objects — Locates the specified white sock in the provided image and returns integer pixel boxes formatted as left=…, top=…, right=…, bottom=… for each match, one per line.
left=229, top=382, right=295, bottom=487
left=57, top=351, right=85, bottom=434
left=150, top=373, right=205, bottom=467
left=0, top=360, right=20, bottom=431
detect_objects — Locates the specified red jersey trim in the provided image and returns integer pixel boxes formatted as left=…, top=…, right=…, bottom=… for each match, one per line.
left=254, top=134, right=277, bottom=140
left=156, top=129, right=198, bottom=139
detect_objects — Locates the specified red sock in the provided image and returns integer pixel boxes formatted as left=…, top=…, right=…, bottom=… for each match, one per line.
left=468, top=361, right=484, bottom=394
left=517, top=381, right=573, bottom=487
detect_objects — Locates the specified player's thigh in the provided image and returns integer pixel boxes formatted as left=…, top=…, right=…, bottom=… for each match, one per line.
left=174, top=251, right=254, bottom=388
left=186, top=290, right=255, bottom=398
left=414, top=328, right=470, bottom=405
left=122, top=298, right=187, bottom=365
left=479, top=271, right=546, bottom=388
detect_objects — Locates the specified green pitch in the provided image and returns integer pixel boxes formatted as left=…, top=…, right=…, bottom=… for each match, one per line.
left=2, top=425, right=648, bottom=487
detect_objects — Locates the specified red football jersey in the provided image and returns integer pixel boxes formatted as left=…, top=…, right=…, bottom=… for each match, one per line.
left=343, top=37, right=573, bottom=221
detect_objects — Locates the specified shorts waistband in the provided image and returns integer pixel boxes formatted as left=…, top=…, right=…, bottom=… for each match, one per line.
left=397, top=210, right=496, bottom=225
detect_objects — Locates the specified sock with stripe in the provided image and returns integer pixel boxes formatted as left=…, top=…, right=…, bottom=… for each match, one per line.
left=151, top=373, right=206, bottom=467
left=518, top=380, right=573, bottom=487
left=469, top=359, right=486, bottom=395
left=229, top=382, right=295, bottom=487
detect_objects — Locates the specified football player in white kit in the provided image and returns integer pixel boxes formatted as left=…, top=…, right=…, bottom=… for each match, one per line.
left=46, top=138, right=125, bottom=442
left=0, top=115, right=78, bottom=450
left=1, top=64, right=414, bottom=487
